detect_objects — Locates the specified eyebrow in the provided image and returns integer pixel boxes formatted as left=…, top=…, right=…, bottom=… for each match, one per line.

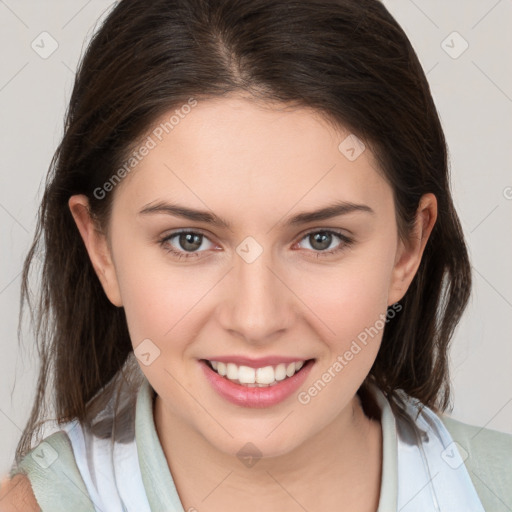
left=138, top=200, right=374, bottom=229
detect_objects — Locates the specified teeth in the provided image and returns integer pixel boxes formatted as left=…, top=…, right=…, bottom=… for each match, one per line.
left=238, top=364, right=256, bottom=384
left=207, top=360, right=307, bottom=386
left=256, top=366, right=275, bottom=384
left=217, top=361, right=227, bottom=376
left=226, top=363, right=239, bottom=381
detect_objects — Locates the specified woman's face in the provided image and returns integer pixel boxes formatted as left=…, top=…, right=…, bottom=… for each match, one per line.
left=71, top=94, right=433, bottom=459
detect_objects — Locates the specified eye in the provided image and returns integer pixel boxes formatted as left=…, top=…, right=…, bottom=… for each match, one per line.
left=158, top=228, right=354, bottom=261
left=295, top=229, right=354, bottom=258
left=158, top=230, right=215, bottom=260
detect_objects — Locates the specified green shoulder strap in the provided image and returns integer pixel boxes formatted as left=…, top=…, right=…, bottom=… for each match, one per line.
left=9, top=431, right=96, bottom=512
left=440, top=415, right=512, bottom=512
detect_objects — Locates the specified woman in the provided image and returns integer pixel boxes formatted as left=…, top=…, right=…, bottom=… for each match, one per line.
left=2, top=0, right=511, bottom=510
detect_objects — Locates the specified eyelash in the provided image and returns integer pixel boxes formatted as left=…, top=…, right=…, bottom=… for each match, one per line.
left=158, top=229, right=354, bottom=261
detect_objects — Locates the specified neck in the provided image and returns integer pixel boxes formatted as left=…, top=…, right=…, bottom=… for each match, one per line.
left=153, top=390, right=383, bottom=511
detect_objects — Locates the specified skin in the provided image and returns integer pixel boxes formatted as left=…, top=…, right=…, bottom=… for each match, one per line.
left=0, top=475, right=39, bottom=511
left=66, top=94, right=436, bottom=511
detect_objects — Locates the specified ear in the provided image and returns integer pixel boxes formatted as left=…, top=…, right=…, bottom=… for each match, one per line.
left=68, top=195, right=123, bottom=307
left=388, top=193, right=437, bottom=305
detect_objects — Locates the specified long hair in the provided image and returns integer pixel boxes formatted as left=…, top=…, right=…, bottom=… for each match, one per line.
left=14, top=0, right=471, bottom=463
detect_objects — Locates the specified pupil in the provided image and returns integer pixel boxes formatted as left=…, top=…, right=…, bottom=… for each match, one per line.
left=311, top=232, right=331, bottom=251
left=180, top=233, right=201, bottom=251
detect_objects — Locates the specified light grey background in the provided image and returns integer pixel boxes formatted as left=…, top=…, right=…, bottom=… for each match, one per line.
left=1, top=0, right=511, bottom=476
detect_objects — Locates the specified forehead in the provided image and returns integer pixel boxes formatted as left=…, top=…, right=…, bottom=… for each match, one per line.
left=111, top=94, right=391, bottom=222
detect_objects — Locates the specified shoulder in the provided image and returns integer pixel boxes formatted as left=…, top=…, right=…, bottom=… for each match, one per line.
left=440, top=414, right=512, bottom=462
left=5, top=430, right=96, bottom=512
left=439, top=414, right=512, bottom=510
left=0, top=474, right=40, bottom=512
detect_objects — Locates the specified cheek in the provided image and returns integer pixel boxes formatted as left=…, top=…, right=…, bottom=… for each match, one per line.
left=110, top=233, right=193, bottom=350
left=297, top=242, right=396, bottom=340
left=118, top=270, right=197, bottom=351
left=291, top=242, right=397, bottom=401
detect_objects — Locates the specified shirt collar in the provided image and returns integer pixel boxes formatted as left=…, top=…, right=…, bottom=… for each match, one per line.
left=135, top=376, right=398, bottom=511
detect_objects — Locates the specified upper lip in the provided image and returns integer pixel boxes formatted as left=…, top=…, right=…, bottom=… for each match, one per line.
left=201, top=356, right=313, bottom=368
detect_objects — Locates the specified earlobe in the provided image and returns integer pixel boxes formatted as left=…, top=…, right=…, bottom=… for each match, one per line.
left=68, top=195, right=123, bottom=307
left=388, top=193, right=437, bottom=305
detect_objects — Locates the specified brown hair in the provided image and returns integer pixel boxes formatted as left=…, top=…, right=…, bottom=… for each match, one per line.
left=14, top=0, right=471, bottom=463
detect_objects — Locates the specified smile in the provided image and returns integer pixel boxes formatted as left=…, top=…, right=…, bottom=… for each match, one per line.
left=199, top=358, right=315, bottom=408
left=206, top=360, right=305, bottom=387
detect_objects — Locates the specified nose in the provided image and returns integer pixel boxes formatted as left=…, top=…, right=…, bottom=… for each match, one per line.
left=218, top=242, right=295, bottom=344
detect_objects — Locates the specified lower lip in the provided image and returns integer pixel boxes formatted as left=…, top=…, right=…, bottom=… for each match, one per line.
left=199, top=359, right=315, bottom=408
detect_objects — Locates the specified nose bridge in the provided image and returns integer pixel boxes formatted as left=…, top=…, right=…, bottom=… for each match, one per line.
left=223, top=236, right=293, bottom=341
